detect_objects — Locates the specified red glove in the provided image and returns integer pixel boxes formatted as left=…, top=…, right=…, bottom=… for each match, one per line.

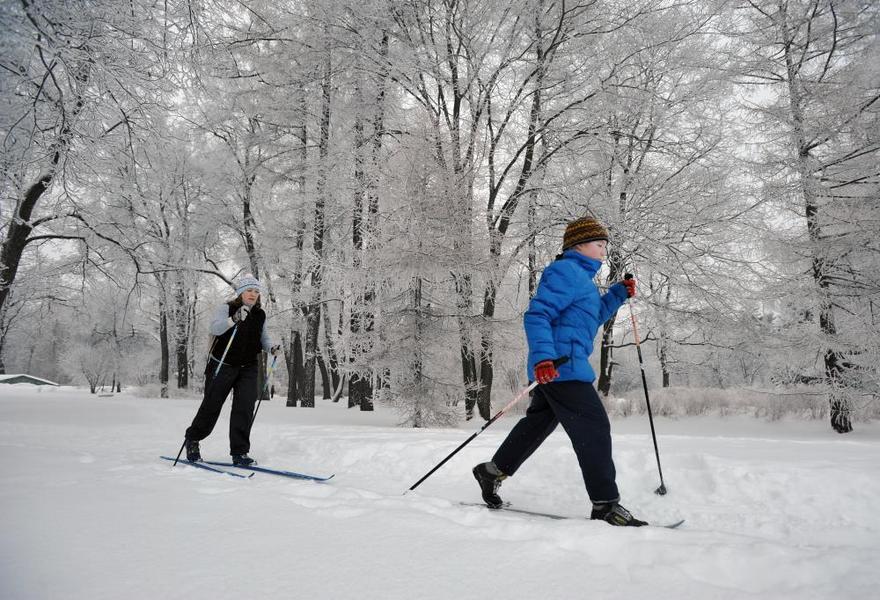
left=534, top=360, right=559, bottom=384
left=622, top=278, right=636, bottom=298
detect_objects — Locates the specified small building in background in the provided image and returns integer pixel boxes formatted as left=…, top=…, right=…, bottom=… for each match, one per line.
left=0, top=374, right=61, bottom=387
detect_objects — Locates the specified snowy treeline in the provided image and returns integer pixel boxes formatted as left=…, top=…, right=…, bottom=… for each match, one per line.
left=1, top=0, right=878, bottom=431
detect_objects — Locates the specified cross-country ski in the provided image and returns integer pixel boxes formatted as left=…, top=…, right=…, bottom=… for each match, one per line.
left=159, top=455, right=254, bottom=478
left=202, top=460, right=334, bottom=482
left=457, top=502, right=685, bottom=528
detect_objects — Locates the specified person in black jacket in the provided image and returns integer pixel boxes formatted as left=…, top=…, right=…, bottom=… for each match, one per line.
left=184, top=274, right=278, bottom=466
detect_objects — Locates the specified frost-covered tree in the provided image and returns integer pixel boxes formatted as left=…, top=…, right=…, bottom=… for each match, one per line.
left=0, top=0, right=177, bottom=372
left=729, top=0, right=880, bottom=432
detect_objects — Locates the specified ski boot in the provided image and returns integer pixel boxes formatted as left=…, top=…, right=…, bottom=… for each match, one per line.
left=472, top=461, right=507, bottom=509
left=185, top=439, right=202, bottom=462
left=590, top=502, right=647, bottom=527
left=232, top=454, right=257, bottom=467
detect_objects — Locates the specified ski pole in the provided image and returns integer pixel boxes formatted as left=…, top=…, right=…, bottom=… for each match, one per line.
left=249, top=353, right=278, bottom=429
left=624, top=274, right=667, bottom=495
left=171, top=324, right=239, bottom=467
left=405, top=356, right=569, bottom=493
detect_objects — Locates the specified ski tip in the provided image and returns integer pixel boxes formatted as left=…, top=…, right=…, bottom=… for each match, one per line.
left=658, top=519, right=685, bottom=529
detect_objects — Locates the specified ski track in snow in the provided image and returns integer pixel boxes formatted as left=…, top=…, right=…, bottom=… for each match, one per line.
left=1, top=385, right=879, bottom=600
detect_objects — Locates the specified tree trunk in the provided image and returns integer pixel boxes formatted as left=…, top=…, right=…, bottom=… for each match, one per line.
left=411, top=275, right=426, bottom=428
left=528, top=197, right=537, bottom=298
left=350, top=96, right=367, bottom=409
left=241, top=118, right=261, bottom=280
left=0, top=307, right=10, bottom=375
left=188, top=294, right=199, bottom=389
left=597, top=319, right=616, bottom=397
left=297, top=48, right=332, bottom=408
left=349, top=108, right=373, bottom=410
left=476, top=333, right=493, bottom=420
left=158, top=298, right=170, bottom=399
left=597, top=124, right=636, bottom=396
left=476, top=11, right=548, bottom=419
left=348, top=32, right=388, bottom=412
left=317, top=354, right=331, bottom=400
left=456, top=275, right=479, bottom=420
left=323, top=309, right=341, bottom=400
left=286, top=91, right=310, bottom=407
left=331, top=374, right=346, bottom=403
left=780, top=9, right=852, bottom=433
left=301, top=300, right=320, bottom=408
left=597, top=248, right=624, bottom=396
left=659, top=281, right=671, bottom=387
left=286, top=331, right=304, bottom=407
left=256, top=353, right=268, bottom=401
left=358, top=31, right=388, bottom=413
left=175, top=287, right=189, bottom=389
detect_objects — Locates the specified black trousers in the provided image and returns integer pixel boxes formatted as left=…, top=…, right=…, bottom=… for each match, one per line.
left=185, top=362, right=258, bottom=456
left=492, top=380, right=620, bottom=504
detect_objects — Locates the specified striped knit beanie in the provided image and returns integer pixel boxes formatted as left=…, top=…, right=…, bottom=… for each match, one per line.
left=562, top=217, right=609, bottom=250
left=234, top=273, right=263, bottom=296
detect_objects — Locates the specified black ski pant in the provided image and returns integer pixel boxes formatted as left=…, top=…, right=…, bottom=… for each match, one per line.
left=492, top=380, right=620, bottom=505
left=185, top=362, right=258, bottom=456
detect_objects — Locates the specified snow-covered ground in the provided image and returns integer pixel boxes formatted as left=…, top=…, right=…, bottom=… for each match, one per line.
left=2, top=384, right=878, bottom=600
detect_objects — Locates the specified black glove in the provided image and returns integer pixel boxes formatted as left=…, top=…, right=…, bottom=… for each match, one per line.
left=269, top=344, right=281, bottom=356
left=232, top=305, right=251, bottom=323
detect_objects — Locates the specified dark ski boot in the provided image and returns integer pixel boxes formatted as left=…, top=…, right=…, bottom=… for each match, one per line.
left=185, top=439, right=202, bottom=462
left=472, top=461, right=507, bottom=509
left=590, top=502, right=647, bottom=527
left=232, top=454, right=257, bottom=467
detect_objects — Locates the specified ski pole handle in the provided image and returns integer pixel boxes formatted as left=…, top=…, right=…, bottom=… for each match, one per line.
left=623, top=274, right=642, bottom=346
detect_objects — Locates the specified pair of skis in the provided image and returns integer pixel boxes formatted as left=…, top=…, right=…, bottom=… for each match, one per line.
left=161, top=457, right=683, bottom=528
left=459, top=501, right=685, bottom=528
left=160, top=456, right=334, bottom=481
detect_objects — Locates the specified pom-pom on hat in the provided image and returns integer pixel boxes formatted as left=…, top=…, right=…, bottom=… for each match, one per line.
left=562, top=216, right=609, bottom=250
left=235, top=273, right=263, bottom=296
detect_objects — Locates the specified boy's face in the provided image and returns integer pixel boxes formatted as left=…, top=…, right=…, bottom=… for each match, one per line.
left=573, top=240, right=607, bottom=261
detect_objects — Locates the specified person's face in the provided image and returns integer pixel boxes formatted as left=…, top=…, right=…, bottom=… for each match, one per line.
left=573, top=240, right=607, bottom=261
left=241, top=288, right=260, bottom=306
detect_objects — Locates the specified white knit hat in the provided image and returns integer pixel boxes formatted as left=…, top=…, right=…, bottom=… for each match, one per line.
left=234, top=273, right=262, bottom=296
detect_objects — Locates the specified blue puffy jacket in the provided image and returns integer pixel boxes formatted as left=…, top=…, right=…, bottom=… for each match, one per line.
left=524, top=249, right=629, bottom=383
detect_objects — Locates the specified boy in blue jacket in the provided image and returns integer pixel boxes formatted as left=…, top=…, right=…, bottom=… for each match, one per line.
left=473, top=216, right=645, bottom=526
